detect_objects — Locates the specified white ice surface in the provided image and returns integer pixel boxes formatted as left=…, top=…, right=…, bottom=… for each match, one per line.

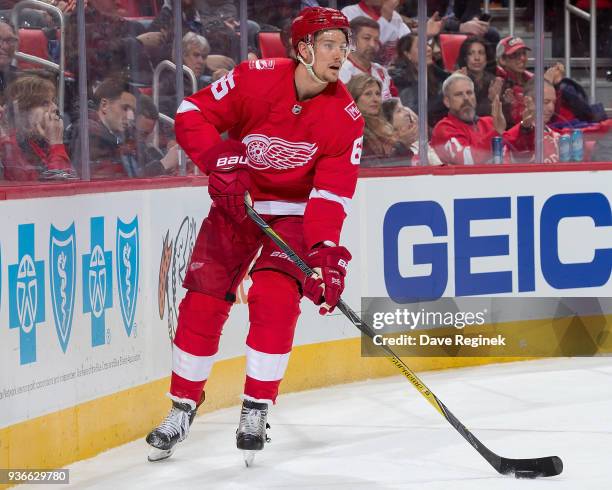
left=29, top=358, right=612, bottom=489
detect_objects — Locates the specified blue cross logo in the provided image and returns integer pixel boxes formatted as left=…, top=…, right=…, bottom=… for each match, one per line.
left=82, top=217, right=112, bottom=347
left=8, top=224, right=45, bottom=365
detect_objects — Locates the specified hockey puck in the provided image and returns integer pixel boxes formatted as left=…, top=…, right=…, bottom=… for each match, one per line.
left=514, top=470, right=539, bottom=479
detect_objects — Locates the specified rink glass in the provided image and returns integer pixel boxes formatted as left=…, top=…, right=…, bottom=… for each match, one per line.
left=0, top=1, right=610, bottom=184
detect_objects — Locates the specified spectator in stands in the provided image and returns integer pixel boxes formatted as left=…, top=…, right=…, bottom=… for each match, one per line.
left=197, top=0, right=260, bottom=60
left=389, top=33, right=449, bottom=126
left=543, top=63, right=607, bottom=127
left=494, top=36, right=597, bottom=128
left=64, top=0, right=148, bottom=92
left=456, top=36, right=499, bottom=117
left=339, top=16, right=397, bottom=99
left=68, top=77, right=136, bottom=179
left=157, top=32, right=229, bottom=117
left=342, top=0, right=410, bottom=65
left=381, top=97, right=443, bottom=165
left=140, top=0, right=204, bottom=67
left=0, top=19, right=18, bottom=99
left=130, top=94, right=180, bottom=176
left=503, top=79, right=561, bottom=164
left=431, top=73, right=505, bottom=165
left=40, top=1, right=94, bottom=16
left=247, top=0, right=298, bottom=31
left=400, top=0, right=500, bottom=47
left=494, top=36, right=532, bottom=127
left=346, top=73, right=411, bottom=160
left=153, top=0, right=204, bottom=34
left=0, top=74, right=75, bottom=181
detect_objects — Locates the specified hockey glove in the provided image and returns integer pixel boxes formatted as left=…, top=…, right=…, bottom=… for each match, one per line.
left=303, top=244, right=352, bottom=315
left=202, top=139, right=250, bottom=222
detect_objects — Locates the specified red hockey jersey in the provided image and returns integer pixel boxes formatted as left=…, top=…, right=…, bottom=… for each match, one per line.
left=175, top=58, right=365, bottom=249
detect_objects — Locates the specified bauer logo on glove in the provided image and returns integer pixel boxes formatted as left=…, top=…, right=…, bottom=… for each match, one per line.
left=216, top=155, right=248, bottom=171
left=202, top=139, right=251, bottom=223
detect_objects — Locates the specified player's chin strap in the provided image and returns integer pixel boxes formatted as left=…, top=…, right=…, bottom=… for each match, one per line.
left=297, top=44, right=328, bottom=85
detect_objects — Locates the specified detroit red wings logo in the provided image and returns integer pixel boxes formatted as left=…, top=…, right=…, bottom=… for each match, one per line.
left=242, top=134, right=317, bottom=170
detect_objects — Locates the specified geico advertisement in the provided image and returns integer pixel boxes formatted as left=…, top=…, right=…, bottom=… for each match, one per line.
left=358, top=171, right=612, bottom=300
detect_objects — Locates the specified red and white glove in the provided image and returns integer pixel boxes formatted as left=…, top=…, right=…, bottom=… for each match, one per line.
left=202, top=139, right=250, bottom=222
left=303, top=244, right=352, bottom=315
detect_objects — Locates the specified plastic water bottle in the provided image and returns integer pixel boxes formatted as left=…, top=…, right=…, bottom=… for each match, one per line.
left=570, top=129, right=584, bottom=162
left=572, top=129, right=584, bottom=162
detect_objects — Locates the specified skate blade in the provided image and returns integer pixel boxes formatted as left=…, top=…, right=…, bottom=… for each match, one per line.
left=148, top=446, right=175, bottom=462
left=243, top=450, right=256, bottom=467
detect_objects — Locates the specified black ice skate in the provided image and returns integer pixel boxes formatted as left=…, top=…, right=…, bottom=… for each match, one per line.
left=236, top=399, right=271, bottom=467
left=146, top=396, right=199, bottom=462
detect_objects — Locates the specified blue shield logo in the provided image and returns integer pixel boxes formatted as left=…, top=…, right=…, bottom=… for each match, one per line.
left=83, top=216, right=112, bottom=347
left=50, top=223, right=76, bottom=353
left=116, top=217, right=139, bottom=336
left=9, top=224, right=45, bottom=365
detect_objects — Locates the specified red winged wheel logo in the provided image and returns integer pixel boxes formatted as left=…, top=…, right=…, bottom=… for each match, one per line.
left=242, top=134, right=318, bottom=170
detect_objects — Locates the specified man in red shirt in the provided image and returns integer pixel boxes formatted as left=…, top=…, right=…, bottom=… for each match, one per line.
left=431, top=73, right=505, bottom=165
left=146, top=7, right=364, bottom=464
left=503, top=79, right=561, bottom=164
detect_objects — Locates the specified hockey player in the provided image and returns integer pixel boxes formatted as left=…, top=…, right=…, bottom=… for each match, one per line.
left=146, top=7, right=364, bottom=465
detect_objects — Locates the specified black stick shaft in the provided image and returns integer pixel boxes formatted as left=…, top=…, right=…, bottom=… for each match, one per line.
left=244, top=195, right=562, bottom=477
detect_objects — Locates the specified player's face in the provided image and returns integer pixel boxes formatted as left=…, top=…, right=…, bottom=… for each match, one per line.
left=444, top=79, right=477, bottom=123
left=312, top=30, right=349, bottom=83
left=543, top=84, right=556, bottom=124
left=466, top=42, right=487, bottom=74
left=357, top=82, right=382, bottom=116
left=355, top=27, right=380, bottom=62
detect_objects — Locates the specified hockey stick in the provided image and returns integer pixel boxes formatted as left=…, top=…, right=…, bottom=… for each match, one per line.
left=244, top=194, right=563, bottom=479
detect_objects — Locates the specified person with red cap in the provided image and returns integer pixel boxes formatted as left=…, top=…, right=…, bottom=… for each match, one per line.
left=145, top=6, right=364, bottom=466
left=493, top=36, right=533, bottom=127
left=493, top=35, right=593, bottom=129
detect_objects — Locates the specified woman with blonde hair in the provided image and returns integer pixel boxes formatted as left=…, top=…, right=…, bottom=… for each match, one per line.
left=0, top=74, right=75, bottom=181
left=346, top=74, right=411, bottom=161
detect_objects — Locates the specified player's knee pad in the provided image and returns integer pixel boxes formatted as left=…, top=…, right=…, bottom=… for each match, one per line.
left=247, top=270, right=301, bottom=353
left=174, top=291, right=232, bottom=356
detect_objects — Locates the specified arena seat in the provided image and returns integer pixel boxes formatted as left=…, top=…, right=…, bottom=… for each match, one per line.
left=17, top=28, right=49, bottom=70
left=258, top=32, right=286, bottom=59
left=439, top=34, right=468, bottom=72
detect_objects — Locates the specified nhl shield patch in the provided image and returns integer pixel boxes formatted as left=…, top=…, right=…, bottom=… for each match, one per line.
left=116, top=217, right=139, bottom=336
left=50, top=223, right=76, bottom=353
